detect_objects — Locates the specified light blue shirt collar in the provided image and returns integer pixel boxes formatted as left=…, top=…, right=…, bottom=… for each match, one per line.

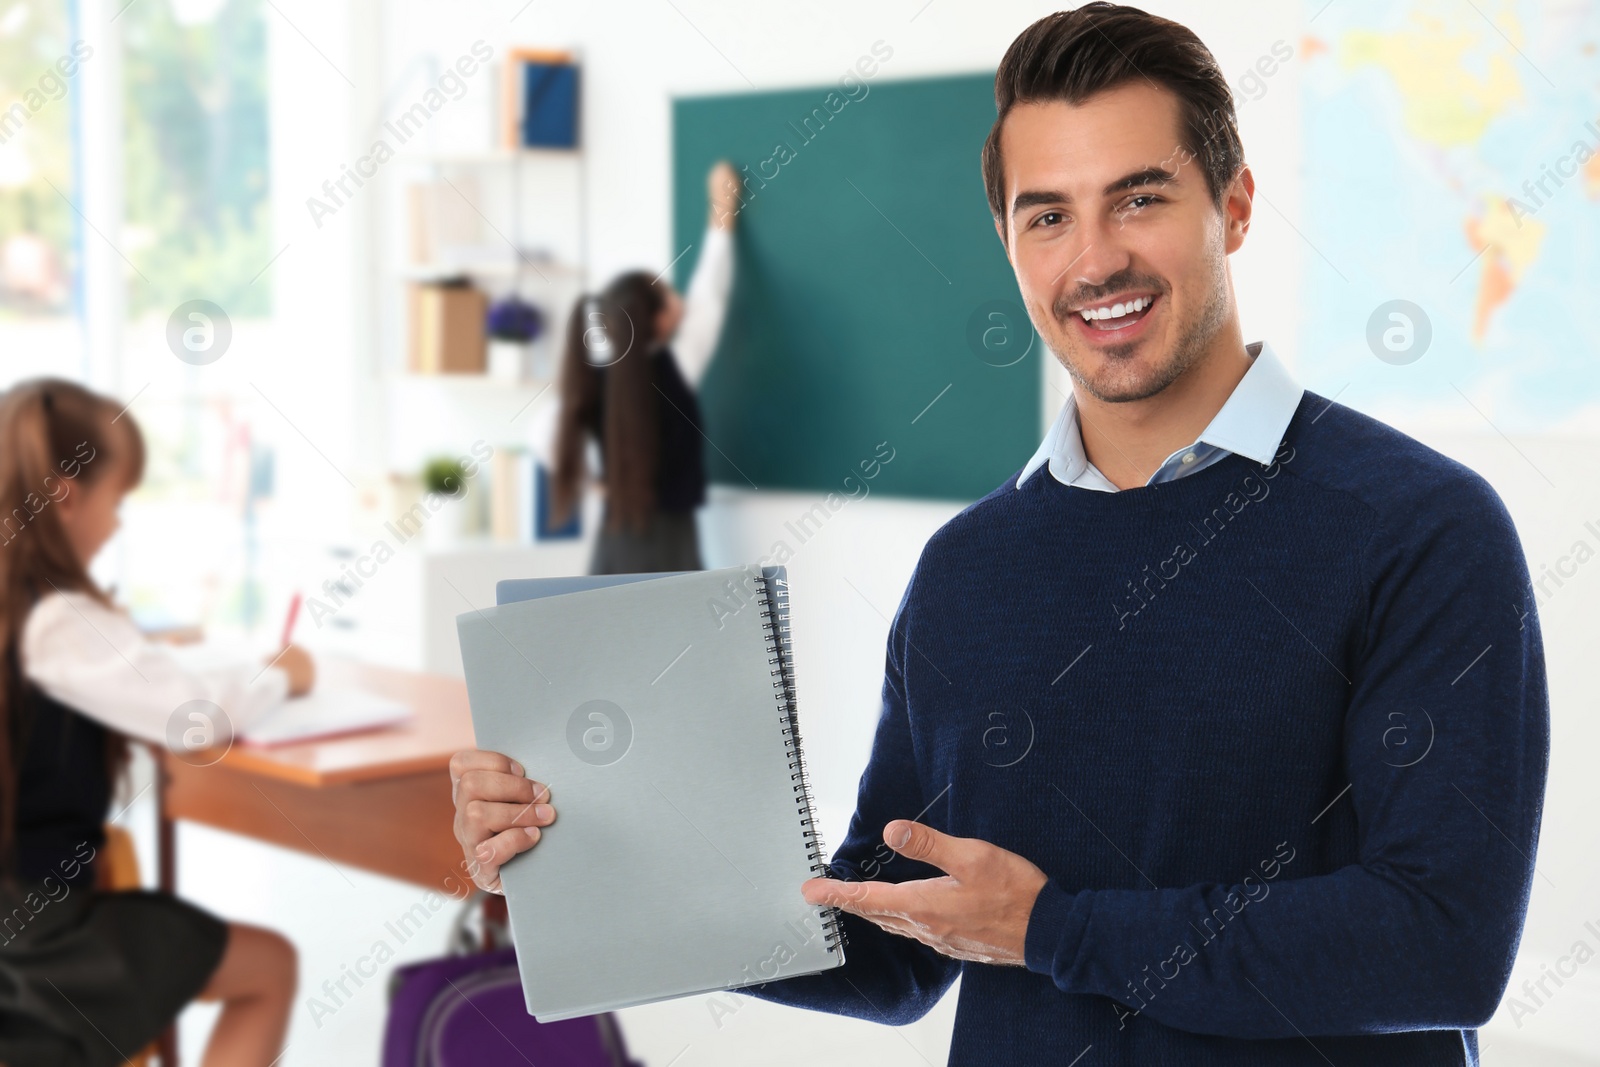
left=1016, top=340, right=1303, bottom=491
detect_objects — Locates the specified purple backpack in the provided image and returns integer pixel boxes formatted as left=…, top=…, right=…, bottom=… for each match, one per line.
left=383, top=895, right=641, bottom=1067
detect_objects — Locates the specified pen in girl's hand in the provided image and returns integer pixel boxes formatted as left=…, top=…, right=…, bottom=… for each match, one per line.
left=279, top=592, right=302, bottom=648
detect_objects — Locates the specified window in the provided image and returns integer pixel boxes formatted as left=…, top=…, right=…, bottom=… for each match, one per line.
left=122, top=0, right=271, bottom=319
left=0, top=0, right=85, bottom=384
left=115, top=0, right=277, bottom=632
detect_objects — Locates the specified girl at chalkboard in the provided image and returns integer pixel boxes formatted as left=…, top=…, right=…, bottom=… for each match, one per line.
left=0, top=379, right=304, bottom=1066
left=544, top=160, right=742, bottom=574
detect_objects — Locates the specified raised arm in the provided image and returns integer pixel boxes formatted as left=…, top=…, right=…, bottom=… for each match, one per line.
left=672, top=161, right=740, bottom=389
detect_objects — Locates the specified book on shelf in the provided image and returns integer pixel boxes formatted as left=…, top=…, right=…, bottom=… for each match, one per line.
left=405, top=178, right=483, bottom=266
left=534, top=460, right=579, bottom=540
left=488, top=449, right=580, bottom=543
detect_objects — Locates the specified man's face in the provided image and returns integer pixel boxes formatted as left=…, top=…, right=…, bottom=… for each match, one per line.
left=995, top=81, right=1244, bottom=403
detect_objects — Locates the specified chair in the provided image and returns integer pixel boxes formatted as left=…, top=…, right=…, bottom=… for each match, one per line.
left=97, top=824, right=158, bottom=1067
left=97, top=825, right=143, bottom=896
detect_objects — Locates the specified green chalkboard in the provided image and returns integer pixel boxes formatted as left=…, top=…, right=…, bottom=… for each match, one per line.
left=672, top=72, right=1041, bottom=502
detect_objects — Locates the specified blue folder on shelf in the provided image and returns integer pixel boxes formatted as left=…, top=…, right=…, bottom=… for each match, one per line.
left=521, top=61, right=578, bottom=148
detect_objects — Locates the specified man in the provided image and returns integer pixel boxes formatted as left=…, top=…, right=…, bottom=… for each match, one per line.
left=450, top=5, right=1548, bottom=1064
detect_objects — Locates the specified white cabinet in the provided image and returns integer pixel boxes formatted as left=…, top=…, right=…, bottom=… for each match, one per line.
left=306, top=493, right=599, bottom=676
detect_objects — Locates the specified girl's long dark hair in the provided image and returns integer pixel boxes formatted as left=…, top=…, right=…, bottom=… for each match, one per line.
left=550, top=272, right=667, bottom=534
left=0, top=379, right=143, bottom=871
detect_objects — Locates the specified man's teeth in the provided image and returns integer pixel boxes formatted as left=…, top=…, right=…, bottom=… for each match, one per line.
left=1078, top=295, right=1152, bottom=322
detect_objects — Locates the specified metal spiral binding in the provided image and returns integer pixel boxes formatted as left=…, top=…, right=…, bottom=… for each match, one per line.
left=756, top=567, right=848, bottom=959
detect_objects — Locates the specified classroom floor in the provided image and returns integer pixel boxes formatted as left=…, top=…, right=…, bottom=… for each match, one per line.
left=114, top=750, right=1595, bottom=1066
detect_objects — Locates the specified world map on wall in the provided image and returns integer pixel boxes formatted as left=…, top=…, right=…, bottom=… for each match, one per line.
left=1298, top=0, right=1600, bottom=434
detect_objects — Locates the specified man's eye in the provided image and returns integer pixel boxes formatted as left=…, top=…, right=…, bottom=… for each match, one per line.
left=1033, top=211, right=1064, bottom=228
left=1124, top=195, right=1160, bottom=211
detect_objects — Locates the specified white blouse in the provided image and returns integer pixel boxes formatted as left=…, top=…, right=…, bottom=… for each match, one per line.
left=21, top=591, right=290, bottom=747
left=669, top=223, right=736, bottom=389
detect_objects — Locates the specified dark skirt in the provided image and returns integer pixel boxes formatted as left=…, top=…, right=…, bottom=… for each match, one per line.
left=0, top=886, right=228, bottom=1067
left=588, top=509, right=703, bottom=575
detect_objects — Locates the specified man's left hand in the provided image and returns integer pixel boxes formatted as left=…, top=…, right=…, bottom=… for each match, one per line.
left=800, top=821, right=1050, bottom=966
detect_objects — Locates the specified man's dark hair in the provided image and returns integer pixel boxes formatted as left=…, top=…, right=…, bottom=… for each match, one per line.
left=981, top=3, right=1245, bottom=229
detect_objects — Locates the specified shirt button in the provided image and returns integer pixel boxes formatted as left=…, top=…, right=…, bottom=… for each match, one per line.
left=1181, top=451, right=1198, bottom=465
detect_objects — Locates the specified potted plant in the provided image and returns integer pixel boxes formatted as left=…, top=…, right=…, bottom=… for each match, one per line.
left=421, top=456, right=471, bottom=547
left=486, top=294, right=545, bottom=382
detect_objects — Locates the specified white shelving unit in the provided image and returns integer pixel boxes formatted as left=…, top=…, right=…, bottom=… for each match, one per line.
left=335, top=48, right=600, bottom=669
left=386, top=140, right=588, bottom=386
left=364, top=56, right=588, bottom=462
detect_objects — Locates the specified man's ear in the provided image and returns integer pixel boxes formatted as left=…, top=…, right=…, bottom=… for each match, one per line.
left=1223, top=164, right=1254, bottom=255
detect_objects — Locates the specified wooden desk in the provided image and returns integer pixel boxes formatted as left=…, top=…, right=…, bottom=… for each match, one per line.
left=154, top=659, right=480, bottom=1066
left=157, top=658, right=478, bottom=892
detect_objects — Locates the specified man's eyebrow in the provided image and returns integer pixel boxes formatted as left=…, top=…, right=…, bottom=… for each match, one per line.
left=1103, top=165, right=1180, bottom=196
left=1008, top=166, right=1182, bottom=218
left=1010, top=189, right=1068, bottom=217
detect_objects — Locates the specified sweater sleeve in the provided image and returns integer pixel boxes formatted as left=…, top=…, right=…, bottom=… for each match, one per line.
left=742, top=574, right=961, bottom=1024
left=1022, top=472, right=1550, bottom=1038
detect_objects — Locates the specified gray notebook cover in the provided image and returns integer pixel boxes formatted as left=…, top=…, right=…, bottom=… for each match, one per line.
left=458, top=563, right=845, bottom=1021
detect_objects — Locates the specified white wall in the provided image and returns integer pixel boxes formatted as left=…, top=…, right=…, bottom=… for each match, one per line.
left=253, top=1, right=1598, bottom=1061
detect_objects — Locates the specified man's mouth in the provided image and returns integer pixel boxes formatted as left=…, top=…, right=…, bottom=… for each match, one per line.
left=1071, top=293, right=1158, bottom=332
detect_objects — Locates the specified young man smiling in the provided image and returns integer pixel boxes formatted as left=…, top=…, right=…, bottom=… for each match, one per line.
left=449, top=5, right=1548, bottom=1064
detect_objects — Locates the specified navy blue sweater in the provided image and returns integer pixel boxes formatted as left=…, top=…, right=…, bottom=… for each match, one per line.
left=750, top=394, right=1549, bottom=1066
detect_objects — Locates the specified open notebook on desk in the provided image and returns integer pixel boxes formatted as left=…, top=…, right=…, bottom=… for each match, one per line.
left=240, top=688, right=412, bottom=747
left=166, top=642, right=413, bottom=747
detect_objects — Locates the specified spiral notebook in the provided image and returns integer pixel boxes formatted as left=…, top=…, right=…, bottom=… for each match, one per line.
left=457, top=564, right=845, bottom=1022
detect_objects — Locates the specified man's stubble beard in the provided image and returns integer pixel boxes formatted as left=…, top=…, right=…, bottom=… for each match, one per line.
left=1046, top=238, right=1231, bottom=405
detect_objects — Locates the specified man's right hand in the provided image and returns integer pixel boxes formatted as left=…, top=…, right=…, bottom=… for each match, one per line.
left=450, top=749, right=556, bottom=894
